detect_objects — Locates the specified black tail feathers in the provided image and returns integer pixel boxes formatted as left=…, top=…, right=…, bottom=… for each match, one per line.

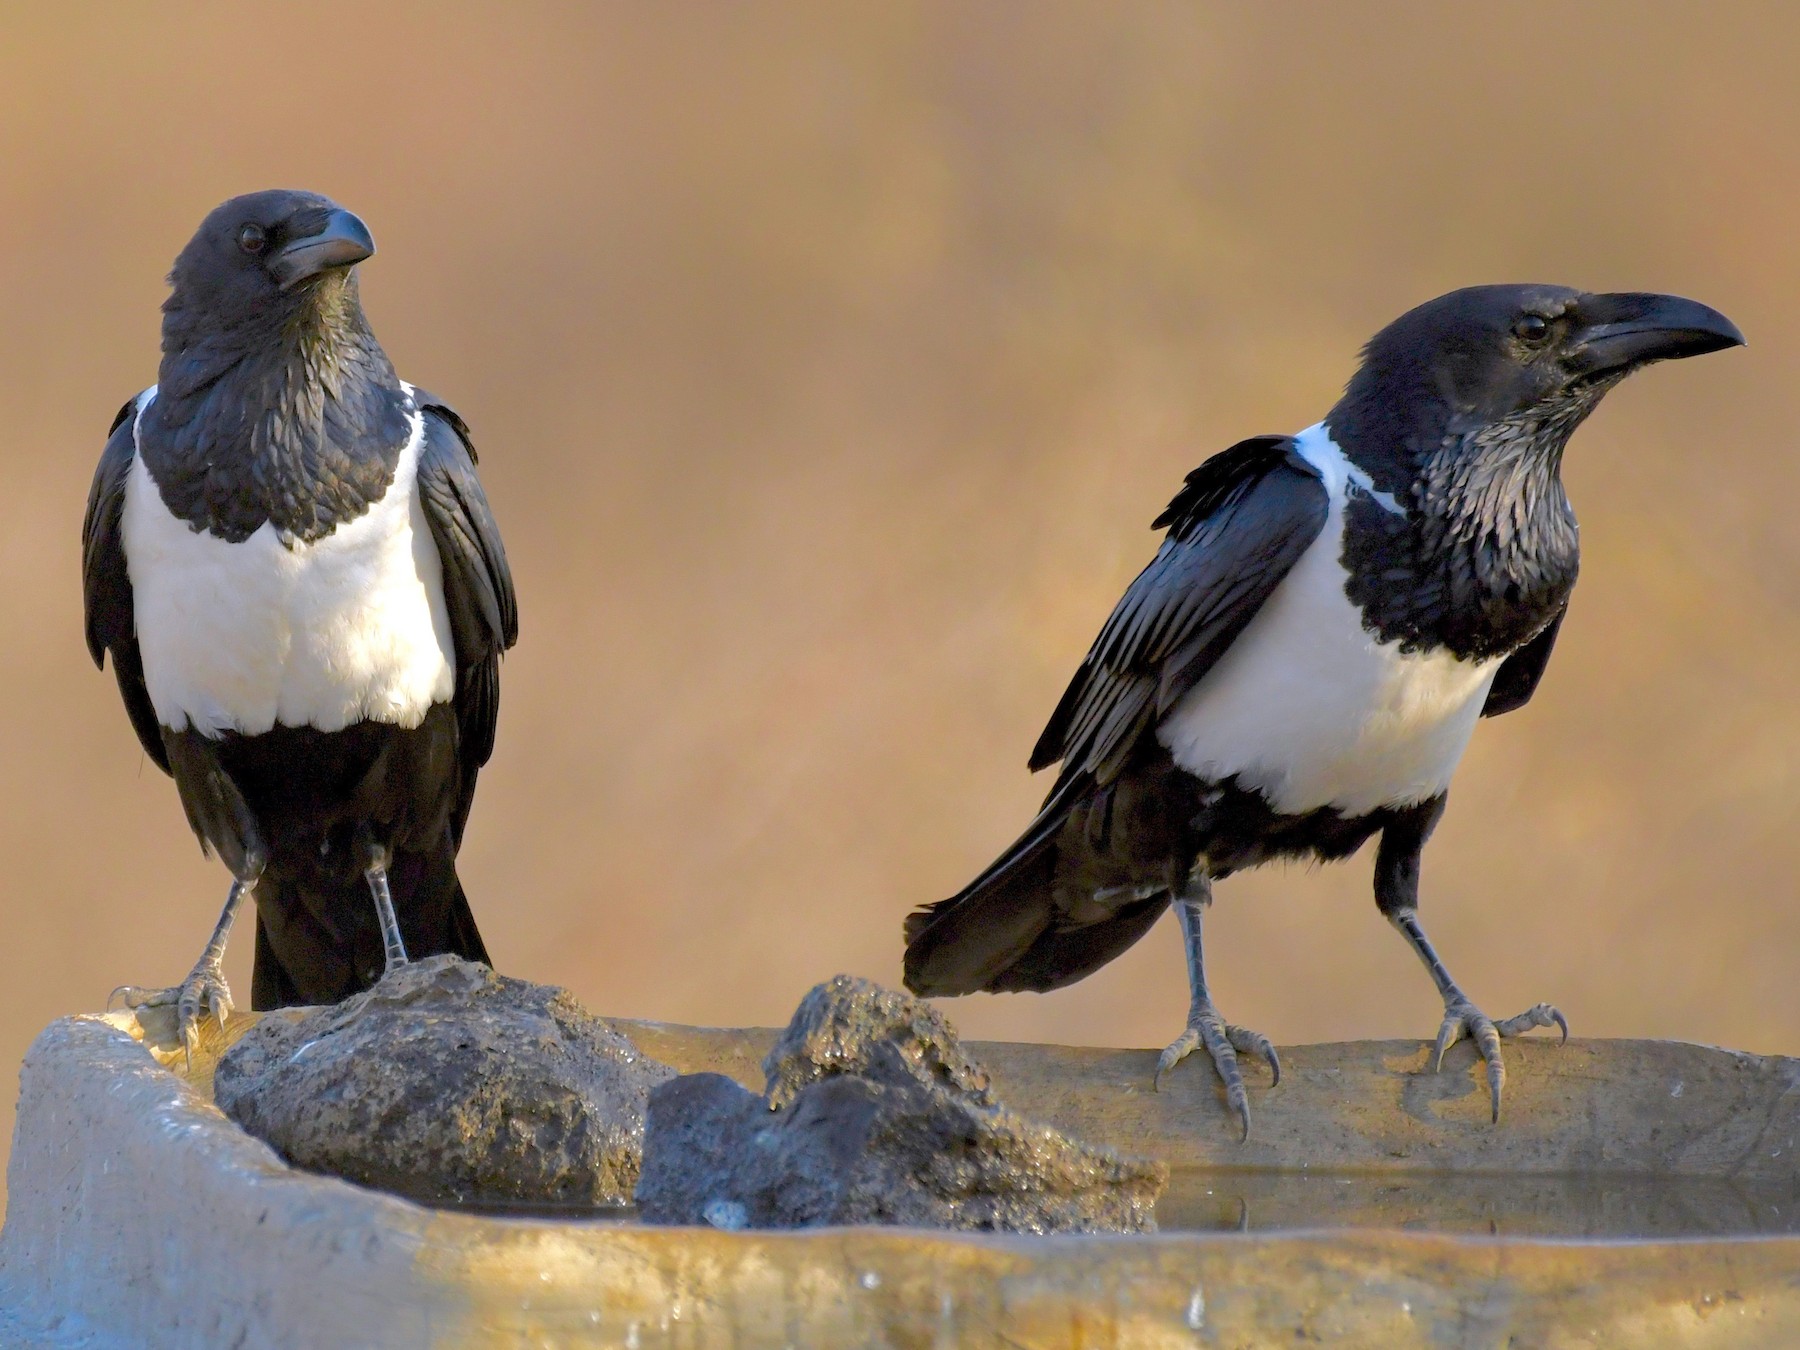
left=903, top=838, right=1059, bottom=996
left=904, top=769, right=1177, bottom=997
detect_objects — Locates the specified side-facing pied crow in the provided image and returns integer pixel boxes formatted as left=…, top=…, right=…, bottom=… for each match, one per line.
left=83, top=190, right=518, bottom=1051
left=904, top=285, right=1742, bottom=1138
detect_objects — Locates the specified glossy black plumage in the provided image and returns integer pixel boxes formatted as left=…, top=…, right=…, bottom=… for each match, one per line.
left=1027, top=437, right=1329, bottom=785
left=904, top=285, right=1743, bottom=1133
left=82, top=399, right=165, bottom=773
left=161, top=707, right=488, bottom=1007
left=905, top=438, right=1330, bottom=995
left=82, top=190, right=518, bottom=1011
left=411, top=394, right=519, bottom=843
left=143, top=191, right=412, bottom=545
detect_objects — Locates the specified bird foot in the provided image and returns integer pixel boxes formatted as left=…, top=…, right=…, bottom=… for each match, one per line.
left=1153, top=1003, right=1281, bottom=1142
left=109, top=957, right=234, bottom=1069
left=1431, top=994, right=1567, bottom=1123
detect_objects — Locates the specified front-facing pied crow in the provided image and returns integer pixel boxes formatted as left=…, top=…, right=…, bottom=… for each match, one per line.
left=83, top=190, right=518, bottom=1052
left=904, top=285, right=1742, bottom=1138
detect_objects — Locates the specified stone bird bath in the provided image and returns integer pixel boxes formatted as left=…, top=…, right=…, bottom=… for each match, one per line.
left=2, top=989, right=1797, bottom=1348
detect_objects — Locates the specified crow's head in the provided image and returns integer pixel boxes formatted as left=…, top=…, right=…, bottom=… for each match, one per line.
left=1365, top=284, right=1740, bottom=419
left=1331, top=284, right=1743, bottom=479
left=162, top=190, right=376, bottom=347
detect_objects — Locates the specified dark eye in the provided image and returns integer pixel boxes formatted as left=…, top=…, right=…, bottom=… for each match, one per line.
left=1513, top=313, right=1551, bottom=344
left=237, top=223, right=267, bottom=254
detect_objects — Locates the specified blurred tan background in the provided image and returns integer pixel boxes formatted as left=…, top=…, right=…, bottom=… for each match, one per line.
left=2, top=2, right=1797, bottom=1194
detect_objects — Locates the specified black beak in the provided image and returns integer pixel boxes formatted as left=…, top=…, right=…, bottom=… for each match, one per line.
left=1565, top=292, right=1744, bottom=379
left=270, top=208, right=375, bottom=290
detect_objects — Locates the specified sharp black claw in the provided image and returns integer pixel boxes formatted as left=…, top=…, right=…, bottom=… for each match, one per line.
left=1219, top=1071, right=1249, bottom=1140
left=1553, top=1008, right=1570, bottom=1045
left=1432, top=1023, right=1455, bottom=1073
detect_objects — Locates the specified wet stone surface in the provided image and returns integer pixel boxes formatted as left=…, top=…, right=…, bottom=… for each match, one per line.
left=636, top=974, right=1168, bottom=1233
left=215, top=955, right=674, bottom=1208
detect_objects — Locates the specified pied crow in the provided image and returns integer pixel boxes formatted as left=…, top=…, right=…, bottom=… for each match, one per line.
left=904, top=285, right=1742, bottom=1138
left=83, top=190, right=518, bottom=1052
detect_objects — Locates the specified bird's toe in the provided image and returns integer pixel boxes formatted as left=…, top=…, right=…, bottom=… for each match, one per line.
left=114, top=964, right=233, bottom=1069
left=180, top=968, right=232, bottom=1039
left=1494, top=1001, right=1567, bottom=1042
left=1430, top=1002, right=1471, bottom=1072
left=1473, top=1026, right=1507, bottom=1123
left=1152, top=1027, right=1202, bottom=1090
left=1429, top=995, right=1567, bottom=1123
left=109, top=983, right=179, bottom=1011
left=1226, top=1024, right=1281, bottom=1087
left=176, top=969, right=232, bottom=1040
left=1199, top=1024, right=1252, bottom=1142
left=1154, top=1007, right=1275, bottom=1141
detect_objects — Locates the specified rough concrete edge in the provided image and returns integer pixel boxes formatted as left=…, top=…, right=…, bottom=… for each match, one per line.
left=615, top=1019, right=1800, bottom=1181
left=417, top=1220, right=1800, bottom=1349
left=0, top=1015, right=460, bottom=1350
left=6, top=1014, right=1800, bottom=1349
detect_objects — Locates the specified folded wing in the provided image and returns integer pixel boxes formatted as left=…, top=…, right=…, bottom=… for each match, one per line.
left=411, top=392, right=520, bottom=843
left=83, top=394, right=167, bottom=773
left=904, top=436, right=1329, bottom=993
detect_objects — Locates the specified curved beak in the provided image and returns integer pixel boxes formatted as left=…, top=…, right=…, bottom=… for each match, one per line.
left=270, top=208, right=375, bottom=290
left=1565, top=292, right=1744, bottom=379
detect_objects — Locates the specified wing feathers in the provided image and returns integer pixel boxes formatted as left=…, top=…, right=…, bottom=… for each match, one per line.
left=1029, top=437, right=1328, bottom=784
left=1481, top=605, right=1564, bottom=717
left=82, top=395, right=169, bottom=773
left=914, top=435, right=1325, bottom=999
left=413, top=397, right=518, bottom=839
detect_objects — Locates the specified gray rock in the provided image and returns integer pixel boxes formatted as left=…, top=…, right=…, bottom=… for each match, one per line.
left=215, top=955, right=674, bottom=1208
left=762, top=972, right=992, bottom=1109
left=638, top=975, right=1167, bottom=1233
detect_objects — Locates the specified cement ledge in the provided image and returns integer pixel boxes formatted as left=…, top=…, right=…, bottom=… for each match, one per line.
left=1, top=1011, right=1798, bottom=1349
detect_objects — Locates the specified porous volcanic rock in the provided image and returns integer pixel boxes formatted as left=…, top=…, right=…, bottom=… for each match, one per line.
left=636, top=974, right=1166, bottom=1233
left=763, top=973, right=993, bottom=1110
left=215, top=955, right=674, bottom=1208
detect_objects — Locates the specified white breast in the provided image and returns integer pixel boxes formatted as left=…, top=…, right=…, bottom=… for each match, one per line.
left=120, top=390, right=456, bottom=738
left=1156, top=423, right=1499, bottom=818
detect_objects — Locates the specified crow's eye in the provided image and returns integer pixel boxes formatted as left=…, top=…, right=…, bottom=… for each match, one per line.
left=1513, top=313, right=1551, bottom=344
left=237, top=223, right=267, bottom=255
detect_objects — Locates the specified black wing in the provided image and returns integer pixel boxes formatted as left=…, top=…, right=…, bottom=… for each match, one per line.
left=1481, top=606, right=1565, bottom=718
left=904, top=436, right=1329, bottom=990
left=1028, top=436, right=1329, bottom=789
left=412, top=391, right=519, bottom=842
left=83, top=393, right=169, bottom=773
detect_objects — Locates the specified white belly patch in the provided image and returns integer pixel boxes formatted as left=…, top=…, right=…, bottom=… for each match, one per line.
left=121, top=393, right=456, bottom=737
left=1157, top=424, right=1499, bottom=817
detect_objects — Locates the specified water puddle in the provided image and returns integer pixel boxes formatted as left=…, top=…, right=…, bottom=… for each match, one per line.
left=428, top=1168, right=1800, bottom=1240
left=1156, top=1165, right=1800, bottom=1238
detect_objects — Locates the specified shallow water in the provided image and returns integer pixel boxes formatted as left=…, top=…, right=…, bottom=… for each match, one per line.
left=1155, top=1165, right=1800, bottom=1238
left=434, top=1168, right=1800, bottom=1239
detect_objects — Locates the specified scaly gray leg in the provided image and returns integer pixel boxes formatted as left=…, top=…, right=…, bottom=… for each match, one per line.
left=1153, top=874, right=1280, bottom=1142
left=1376, top=797, right=1566, bottom=1124
left=364, top=851, right=410, bottom=977
left=111, top=877, right=252, bottom=1065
